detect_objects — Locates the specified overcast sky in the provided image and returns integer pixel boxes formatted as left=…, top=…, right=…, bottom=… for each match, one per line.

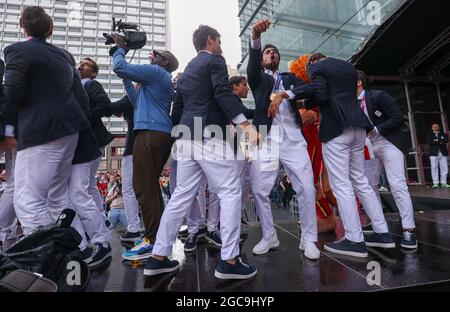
left=168, top=0, right=242, bottom=72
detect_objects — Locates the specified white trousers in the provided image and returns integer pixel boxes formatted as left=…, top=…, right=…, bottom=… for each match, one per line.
left=122, top=155, right=141, bottom=233
left=14, top=134, right=78, bottom=235
left=322, top=128, right=388, bottom=243
left=0, top=149, right=17, bottom=241
left=203, top=160, right=250, bottom=233
left=372, top=135, right=415, bottom=229
left=363, top=158, right=383, bottom=204
left=89, top=155, right=104, bottom=214
left=69, top=161, right=111, bottom=245
left=251, top=135, right=317, bottom=242
left=430, top=151, right=448, bottom=184
left=153, top=139, right=242, bottom=260
left=186, top=173, right=207, bottom=234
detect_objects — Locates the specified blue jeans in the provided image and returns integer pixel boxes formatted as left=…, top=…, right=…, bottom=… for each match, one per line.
left=108, top=208, right=128, bottom=229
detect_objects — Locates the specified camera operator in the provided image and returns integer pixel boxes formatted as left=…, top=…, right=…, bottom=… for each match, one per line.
left=111, top=34, right=179, bottom=261
left=77, top=57, right=114, bottom=218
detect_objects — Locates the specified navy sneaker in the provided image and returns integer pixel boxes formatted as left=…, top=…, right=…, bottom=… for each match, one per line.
left=205, top=230, right=222, bottom=247
left=143, top=257, right=180, bottom=276
left=80, top=247, right=93, bottom=263
left=324, top=238, right=368, bottom=258
left=401, top=231, right=418, bottom=249
left=214, top=257, right=257, bottom=280
left=105, top=219, right=113, bottom=230
left=178, top=227, right=188, bottom=239
left=120, top=231, right=142, bottom=242
left=364, top=232, right=396, bottom=248
left=89, top=243, right=112, bottom=268
left=184, top=232, right=198, bottom=252
left=197, top=227, right=207, bottom=238
left=362, top=224, right=374, bottom=235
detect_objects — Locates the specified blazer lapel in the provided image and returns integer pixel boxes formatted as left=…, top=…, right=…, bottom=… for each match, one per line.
left=365, top=91, right=376, bottom=122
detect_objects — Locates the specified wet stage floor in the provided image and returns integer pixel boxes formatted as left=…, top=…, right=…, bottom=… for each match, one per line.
left=85, top=209, right=450, bottom=292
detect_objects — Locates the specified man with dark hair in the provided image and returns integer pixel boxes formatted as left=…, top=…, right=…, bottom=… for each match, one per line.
left=77, top=57, right=114, bottom=220
left=357, top=70, right=417, bottom=249
left=298, top=50, right=394, bottom=258
left=111, top=35, right=179, bottom=262
left=3, top=6, right=90, bottom=233
left=229, top=76, right=249, bottom=99
left=428, top=123, right=449, bottom=188
left=146, top=25, right=260, bottom=280
left=247, top=19, right=320, bottom=260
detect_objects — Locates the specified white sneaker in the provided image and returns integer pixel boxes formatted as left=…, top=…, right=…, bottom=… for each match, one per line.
left=299, top=238, right=320, bottom=260
left=252, top=232, right=280, bottom=255
left=378, top=186, right=388, bottom=192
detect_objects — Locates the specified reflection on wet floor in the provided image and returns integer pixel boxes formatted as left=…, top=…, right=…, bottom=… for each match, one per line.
left=85, top=210, right=450, bottom=292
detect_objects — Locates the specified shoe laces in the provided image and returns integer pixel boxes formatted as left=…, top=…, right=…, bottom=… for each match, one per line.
left=238, top=257, right=250, bottom=269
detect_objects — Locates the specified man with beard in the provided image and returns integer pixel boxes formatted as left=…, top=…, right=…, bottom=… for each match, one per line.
left=247, top=19, right=320, bottom=260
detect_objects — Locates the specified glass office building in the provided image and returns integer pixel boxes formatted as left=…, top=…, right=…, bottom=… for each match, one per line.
left=0, top=0, right=169, bottom=169
left=237, top=0, right=450, bottom=186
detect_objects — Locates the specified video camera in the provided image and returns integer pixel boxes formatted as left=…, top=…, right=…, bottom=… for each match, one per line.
left=103, top=17, right=147, bottom=50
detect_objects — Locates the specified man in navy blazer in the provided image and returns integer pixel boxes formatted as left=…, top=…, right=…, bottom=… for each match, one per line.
left=246, top=19, right=319, bottom=260
left=147, top=25, right=260, bottom=280
left=299, top=53, right=394, bottom=258
left=3, top=7, right=90, bottom=234
left=427, top=123, right=449, bottom=188
left=357, top=70, right=417, bottom=249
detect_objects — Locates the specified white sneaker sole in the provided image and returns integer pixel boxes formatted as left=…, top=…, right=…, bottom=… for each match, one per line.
left=252, top=241, right=280, bottom=255
left=206, top=236, right=222, bottom=248
left=214, top=269, right=258, bottom=280
left=89, top=251, right=112, bottom=268
left=144, top=264, right=180, bottom=276
left=324, top=245, right=368, bottom=258
left=120, top=236, right=143, bottom=242
left=122, top=252, right=153, bottom=261
left=401, top=243, right=418, bottom=249
left=362, top=230, right=374, bottom=235
left=365, top=241, right=396, bottom=248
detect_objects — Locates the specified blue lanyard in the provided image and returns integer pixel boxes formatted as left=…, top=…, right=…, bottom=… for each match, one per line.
left=272, top=75, right=282, bottom=93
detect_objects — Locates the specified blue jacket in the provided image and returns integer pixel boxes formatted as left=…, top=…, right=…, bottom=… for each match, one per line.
left=112, top=48, right=173, bottom=134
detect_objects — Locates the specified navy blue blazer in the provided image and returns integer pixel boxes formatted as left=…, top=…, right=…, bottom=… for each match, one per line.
left=427, top=131, right=448, bottom=156
left=247, top=41, right=306, bottom=135
left=110, top=95, right=135, bottom=156
left=3, top=37, right=90, bottom=150
left=364, top=89, right=410, bottom=155
left=172, top=51, right=243, bottom=140
left=301, top=57, right=372, bottom=143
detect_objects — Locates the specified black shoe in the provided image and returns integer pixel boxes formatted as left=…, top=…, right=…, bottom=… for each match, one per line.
left=80, top=247, right=93, bottom=263
left=362, top=223, right=374, bottom=235
left=205, top=230, right=222, bottom=247
left=214, top=257, right=257, bottom=280
left=144, top=257, right=179, bottom=276
left=105, top=219, right=113, bottom=230
left=120, top=231, right=142, bottom=242
left=184, top=232, right=198, bottom=252
left=178, top=227, right=188, bottom=239
left=89, top=243, right=112, bottom=268
left=324, top=238, right=368, bottom=258
left=364, top=232, right=396, bottom=248
left=197, top=227, right=207, bottom=239
left=401, top=231, right=418, bottom=249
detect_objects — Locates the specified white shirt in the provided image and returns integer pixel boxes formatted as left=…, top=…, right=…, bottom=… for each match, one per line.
left=251, top=38, right=305, bottom=144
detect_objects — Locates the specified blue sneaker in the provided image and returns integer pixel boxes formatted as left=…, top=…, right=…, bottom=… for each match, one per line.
left=184, top=232, right=198, bottom=252
left=214, top=257, right=257, bottom=280
left=143, top=257, right=180, bottom=276
left=364, top=232, right=396, bottom=248
left=122, top=238, right=153, bottom=261
left=324, top=238, right=368, bottom=258
left=401, top=231, right=418, bottom=249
